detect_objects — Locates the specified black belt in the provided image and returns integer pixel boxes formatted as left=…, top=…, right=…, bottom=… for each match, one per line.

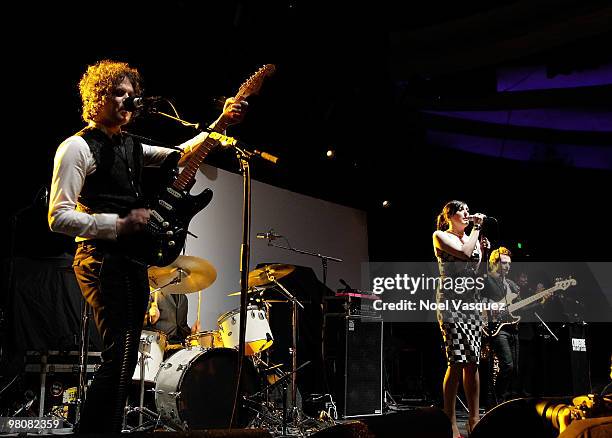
left=77, top=239, right=120, bottom=251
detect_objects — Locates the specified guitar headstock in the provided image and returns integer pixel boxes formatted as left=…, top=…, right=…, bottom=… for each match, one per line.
left=237, top=64, right=276, bottom=98
left=554, top=277, right=577, bottom=290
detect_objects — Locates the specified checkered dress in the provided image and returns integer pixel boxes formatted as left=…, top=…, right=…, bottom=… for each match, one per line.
left=436, top=248, right=483, bottom=365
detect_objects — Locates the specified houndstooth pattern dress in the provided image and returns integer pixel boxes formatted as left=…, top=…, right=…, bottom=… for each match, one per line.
left=436, top=245, right=483, bottom=365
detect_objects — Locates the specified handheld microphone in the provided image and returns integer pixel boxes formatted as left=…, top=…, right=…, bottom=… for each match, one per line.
left=256, top=230, right=282, bottom=240
left=123, top=96, right=163, bottom=112
left=466, top=214, right=495, bottom=221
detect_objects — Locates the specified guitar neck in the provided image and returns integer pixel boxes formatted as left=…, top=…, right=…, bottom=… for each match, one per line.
left=172, top=89, right=247, bottom=191
left=507, top=286, right=559, bottom=313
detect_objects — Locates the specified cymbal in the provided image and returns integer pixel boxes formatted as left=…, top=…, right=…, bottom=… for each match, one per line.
left=248, top=264, right=295, bottom=288
left=148, top=255, right=217, bottom=294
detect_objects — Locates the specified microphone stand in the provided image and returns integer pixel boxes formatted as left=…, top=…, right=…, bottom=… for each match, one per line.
left=534, top=311, right=559, bottom=342
left=477, top=223, right=497, bottom=409
left=229, top=144, right=280, bottom=428
left=147, top=107, right=279, bottom=427
left=266, top=239, right=343, bottom=286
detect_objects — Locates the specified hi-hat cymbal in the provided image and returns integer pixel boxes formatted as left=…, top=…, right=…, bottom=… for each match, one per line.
left=248, top=264, right=295, bottom=288
left=148, top=255, right=217, bottom=294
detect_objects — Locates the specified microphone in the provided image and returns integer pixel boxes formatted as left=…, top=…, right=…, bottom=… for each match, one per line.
left=254, top=149, right=279, bottom=164
left=123, top=96, right=163, bottom=112
left=256, top=230, right=283, bottom=240
left=466, top=214, right=495, bottom=221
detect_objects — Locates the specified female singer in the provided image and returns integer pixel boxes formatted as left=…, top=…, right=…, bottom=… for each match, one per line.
left=433, top=200, right=488, bottom=437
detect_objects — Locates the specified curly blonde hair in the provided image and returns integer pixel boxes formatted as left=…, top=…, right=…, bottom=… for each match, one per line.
left=78, top=60, right=142, bottom=122
left=489, top=246, right=512, bottom=266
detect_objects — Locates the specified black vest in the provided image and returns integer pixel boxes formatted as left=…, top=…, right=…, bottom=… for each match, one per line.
left=76, top=127, right=144, bottom=217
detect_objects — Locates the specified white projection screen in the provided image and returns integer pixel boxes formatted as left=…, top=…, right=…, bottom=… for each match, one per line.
left=177, top=164, right=369, bottom=330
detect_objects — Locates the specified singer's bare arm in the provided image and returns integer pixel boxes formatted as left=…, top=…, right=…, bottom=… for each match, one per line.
left=433, top=229, right=481, bottom=260
left=178, top=98, right=248, bottom=166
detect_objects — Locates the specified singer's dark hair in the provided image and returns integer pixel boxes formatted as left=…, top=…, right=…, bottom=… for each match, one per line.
left=79, top=60, right=143, bottom=123
left=436, top=200, right=467, bottom=231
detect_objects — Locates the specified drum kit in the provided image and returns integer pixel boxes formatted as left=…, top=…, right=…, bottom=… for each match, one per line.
left=124, top=255, right=311, bottom=434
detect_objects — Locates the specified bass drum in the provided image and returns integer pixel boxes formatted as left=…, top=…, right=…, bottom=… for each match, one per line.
left=154, top=347, right=259, bottom=430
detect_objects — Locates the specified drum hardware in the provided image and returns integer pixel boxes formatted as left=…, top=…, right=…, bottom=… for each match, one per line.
left=121, top=329, right=169, bottom=430
left=247, top=264, right=296, bottom=288
left=75, top=301, right=92, bottom=428
left=252, top=240, right=342, bottom=430
left=122, top=402, right=167, bottom=433
left=132, top=330, right=167, bottom=383
left=241, top=263, right=323, bottom=429
left=148, top=255, right=217, bottom=295
left=227, top=286, right=267, bottom=296
left=262, top=270, right=304, bottom=421
left=121, top=328, right=181, bottom=432
left=137, top=350, right=149, bottom=427
left=245, top=360, right=311, bottom=436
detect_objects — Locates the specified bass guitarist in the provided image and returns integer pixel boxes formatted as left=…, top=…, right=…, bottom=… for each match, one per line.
left=481, top=247, right=521, bottom=405
left=48, top=60, right=247, bottom=433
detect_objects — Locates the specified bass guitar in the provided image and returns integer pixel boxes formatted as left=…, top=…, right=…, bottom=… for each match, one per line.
left=482, top=277, right=577, bottom=337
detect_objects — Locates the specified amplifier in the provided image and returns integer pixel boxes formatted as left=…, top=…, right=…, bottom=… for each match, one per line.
left=324, top=315, right=383, bottom=418
left=325, top=291, right=381, bottom=318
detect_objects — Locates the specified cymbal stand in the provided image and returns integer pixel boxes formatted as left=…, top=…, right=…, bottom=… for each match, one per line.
left=148, top=272, right=186, bottom=297
left=75, top=301, right=91, bottom=429
left=137, top=344, right=149, bottom=427
left=122, top=343, right=169, bottom=432
left=245, top=360, right=312, bottom=436
left=265, top=272, right=304, bottom=422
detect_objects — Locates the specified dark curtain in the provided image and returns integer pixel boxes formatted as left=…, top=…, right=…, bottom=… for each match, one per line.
left=6, top=254, right=102, bottom=360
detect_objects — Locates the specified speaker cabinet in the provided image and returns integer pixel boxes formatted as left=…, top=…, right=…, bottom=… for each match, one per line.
left=324, top=315, right=383, bottom=418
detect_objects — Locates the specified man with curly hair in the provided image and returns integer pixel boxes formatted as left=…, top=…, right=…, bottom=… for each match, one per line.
left=48, top=59, right=247, bottom=432
left=482, top=247, right=521, bottom=406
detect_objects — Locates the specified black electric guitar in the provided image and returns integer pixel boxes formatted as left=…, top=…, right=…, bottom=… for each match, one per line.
left=482, top=277, right=577, bottom=337
left=128, top=64, right=276, bottom=266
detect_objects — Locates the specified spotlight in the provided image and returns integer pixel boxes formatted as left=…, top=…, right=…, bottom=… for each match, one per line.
left=382, top=200, right=391, bottom=208
left=326, top=149, right=335, bottom=158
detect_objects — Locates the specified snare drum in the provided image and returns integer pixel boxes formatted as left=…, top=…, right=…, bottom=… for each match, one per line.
left=217, top=305, right=273, bottom=355
left=185, top=330, right=224, bottom=349
left=132, top=329, right=167, bottom=383
left=154, top=347, right=259, bottom=430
